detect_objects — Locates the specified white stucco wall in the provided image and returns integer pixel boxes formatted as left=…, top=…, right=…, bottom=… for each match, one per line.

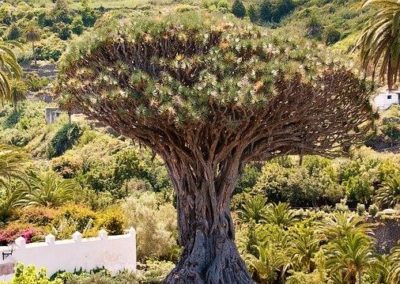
left=373, top=91, right=400, bottom=110
left=0, top=229, right=136, bottom=281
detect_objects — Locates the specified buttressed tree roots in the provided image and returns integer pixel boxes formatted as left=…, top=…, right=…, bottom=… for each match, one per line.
left=58, top=12, right=375, bottom=284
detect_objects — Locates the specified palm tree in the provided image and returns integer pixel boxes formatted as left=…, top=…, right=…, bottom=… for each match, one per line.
left=375, top=174, right=400, bottom=209
left=318, top=212, right=373, bottom=241
left=25, top=26, right=40, bottom=66
left=0, top=184, right=26, bottom=221
left=0, top=41, right=22, bottom=104
left=388, top=245, right=400, bottom=284
left=263, top=202, right=296, bottom=228
left=248, top=242, right=289, bottom=284
left=356, top=0, right=400, bottom=89
left=239, top=195, right=267, bottom=223
left=24, top=171, right=79, bottom=207
left=289, top=226, right=321, bottom=273
left=10, top=79, right=27, bottom=111
left=325, top=233, right=376, bottom=284
left=0, top=144, right=29, bottom=186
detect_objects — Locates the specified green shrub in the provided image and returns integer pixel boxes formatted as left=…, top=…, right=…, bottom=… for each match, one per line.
left=369, top=204, right=379, bottom=217
left=52, top=204, right=96, bottom=239
left=18, top=207, right=58, bottom=226
left=122, top=192, right=179, bottom=261
left=273, top=0, right=296, bottom=22
left=48, top=123, right=81, bottom=158
left=259, top=1, right=273, bottom=23
left=38, top=12, right=54, bottom=27
left=232, top=0, right=246, bottom=18
left=248, top=5, right=258, bottom=23
left=58, top=26, right=72, bottom=40
left=306, top=16, right=324, bottom=39
left=142, top=260, right=175, bottom=283
left=7, top=24, right=22, bottom=40
left=97, top=207, right=125, bottom=235
left=52, top=155, right=83, bottom=178
left=25, top=73, right=50, bottom=92
left=71, top=18, right=84, bottom=35
left=35, top=46, right=62, bottom=61
left=325, top=28, right=341, bottom=45
left=11, top=264, right=58, bottom=284
left=81, top=9, right=97, bottom=27
left=357, top=203, right=366, bottom=216
left=53, top=269, right=138, bottom=284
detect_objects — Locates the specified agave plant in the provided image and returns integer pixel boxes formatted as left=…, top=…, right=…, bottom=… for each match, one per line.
left=24, top=171, right=79, bottom=207
left=263, top=202, right=296, bottom=228
left=375, top=174, right=400, bottom=209
left=0, top=144, right=29, bottom=186
left=356, top=0, right=400, bottom=89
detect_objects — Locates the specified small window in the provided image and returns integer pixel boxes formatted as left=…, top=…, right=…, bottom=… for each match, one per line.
left=388, top=95, right=392, bottom=100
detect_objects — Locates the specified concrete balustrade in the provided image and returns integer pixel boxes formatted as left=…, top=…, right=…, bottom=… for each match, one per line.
left=0, top=228, right=136, bottom=281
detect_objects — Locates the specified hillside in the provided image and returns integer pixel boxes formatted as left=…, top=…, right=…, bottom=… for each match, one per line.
left=1, top=0, right=400, bottom=283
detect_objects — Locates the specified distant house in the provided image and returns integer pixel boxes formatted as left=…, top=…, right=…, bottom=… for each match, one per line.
left=45, top=107, right=62, bottom=124
left=373, top=90, right=400, bottom=111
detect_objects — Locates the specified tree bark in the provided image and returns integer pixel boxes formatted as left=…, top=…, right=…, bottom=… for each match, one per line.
left=164, top=159, right=252, bottom=284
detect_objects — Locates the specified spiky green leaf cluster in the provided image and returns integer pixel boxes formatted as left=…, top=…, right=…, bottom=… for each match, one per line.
left=58, top=11, right=346, bottom=124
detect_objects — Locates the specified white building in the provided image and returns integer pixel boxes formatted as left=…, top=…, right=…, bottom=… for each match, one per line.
left=373, top=90, right=400, bottom=111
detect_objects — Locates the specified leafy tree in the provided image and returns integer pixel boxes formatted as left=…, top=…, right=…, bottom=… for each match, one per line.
left=259, top=1, right=273, bottom=23
left=248, top=5, right=258, bottom=23
left=232, top=0, right=246, bottom=19
left=58, top=13, right=374, bottom=283
left=356, top=0, right=400, bottom=89
left=273, top=0, right=296, bottom=22
left=25, top=26, right=41, bottom=66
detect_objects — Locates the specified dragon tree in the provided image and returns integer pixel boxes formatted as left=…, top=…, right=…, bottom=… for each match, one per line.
left=57, top=12, right=374, bottom=283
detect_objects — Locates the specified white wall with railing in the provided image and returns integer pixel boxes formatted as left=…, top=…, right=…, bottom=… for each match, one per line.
left=0, top=228, right=136, bottom=282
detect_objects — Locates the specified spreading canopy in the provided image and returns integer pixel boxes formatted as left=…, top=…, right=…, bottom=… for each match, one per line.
left=58, top=12, right=376, bottom=283
left=58, top=12, right=374, bottom=165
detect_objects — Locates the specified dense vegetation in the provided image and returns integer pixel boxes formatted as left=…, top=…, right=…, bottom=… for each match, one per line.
left=0, top=0, right=400, bottom=283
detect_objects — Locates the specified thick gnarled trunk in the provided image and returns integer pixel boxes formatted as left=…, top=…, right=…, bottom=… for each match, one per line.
left=164, top=160, right=252, bottom=284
